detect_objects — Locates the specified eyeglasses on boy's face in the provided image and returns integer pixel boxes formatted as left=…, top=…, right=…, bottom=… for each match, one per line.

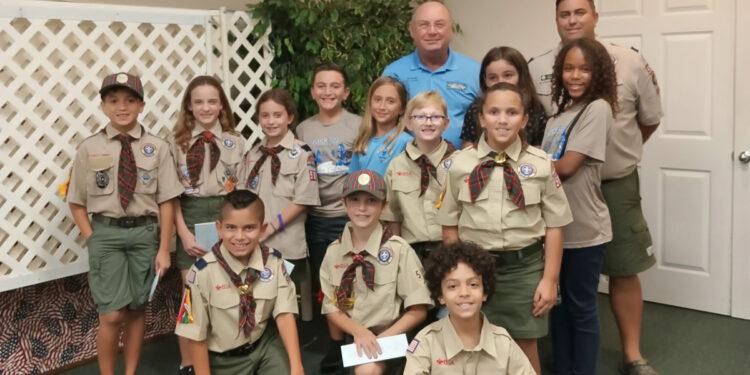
left=410, top=114, right=447, bottom=124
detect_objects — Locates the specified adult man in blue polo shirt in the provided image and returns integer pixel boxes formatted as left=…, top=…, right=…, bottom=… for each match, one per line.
left=383, top=1, right=480, bottom=149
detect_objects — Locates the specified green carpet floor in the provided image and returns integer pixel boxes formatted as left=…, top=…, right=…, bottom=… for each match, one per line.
left=61, top=295, right=750, bottom=374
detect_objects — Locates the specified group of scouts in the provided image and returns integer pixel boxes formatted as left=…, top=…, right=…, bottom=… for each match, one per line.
left=64, top=0, right=663, bottom=374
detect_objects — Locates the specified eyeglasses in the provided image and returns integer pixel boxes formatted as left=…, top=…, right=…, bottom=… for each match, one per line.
left=410, top=114, right=447, bottom=124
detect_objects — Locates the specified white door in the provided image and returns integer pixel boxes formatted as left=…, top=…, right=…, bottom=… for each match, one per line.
left=596, top=0, right=735, bottom=315
left=731, top=1, right=750, bottom=320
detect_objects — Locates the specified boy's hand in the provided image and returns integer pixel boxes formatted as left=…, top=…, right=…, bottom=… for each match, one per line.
left=353, top=325, right=382, bottom=359
left=179, top=232, right=208, bottom=258
left=533, top=277, right=557, bottom=317
left=154, top=249, right=170, bottom=276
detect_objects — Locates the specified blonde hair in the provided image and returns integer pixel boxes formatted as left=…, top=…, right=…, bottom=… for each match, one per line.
left=353, top=76, right=409, bottom=155
left=173, top=75, right=237, bottom=153
left=404, top=91, right=448, bottom=122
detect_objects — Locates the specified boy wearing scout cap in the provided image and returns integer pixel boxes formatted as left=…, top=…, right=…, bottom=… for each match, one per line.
left=404, top=241, right=535, bottom=374
left=174, top=190, right=304, bottom=375
left=319, top=170, right=433, bottom=375
left=66, top=72, right=183, bottom=375
left=382, top=91, right=456, bottom=260
left=437, top=83, right=572, bottom=374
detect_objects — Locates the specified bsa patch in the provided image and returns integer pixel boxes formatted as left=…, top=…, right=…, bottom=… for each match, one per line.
left=552, top=167, right=562, bottom=189
left=447, top=82, right=466, bottom=91
left=259, top=267, right=273, bottom=282
left=518, top=164, right=536, bottom=178
left=141, top=143, right=156, bottom=157
left=406, top=339, right=420, bottom=353
left=611, top=56, right=618, bottom=65
left=187, top=269, right=196, bottom=284
left=180, top=165, right=190, bottom=178
left=377, top=249, right=392, bottom=265
left=309, top=170, right=317, bottom=181
left=116, top=73, right=129, bottom=83
left=141, top=172, right=151, bottom=182
left=222, top=138, right=235, bottom=149
left=224, top=169, right=232, bottom=177
left=306, top=154, right=316, bottom=167
left=443, top=159, right=452, bottom=169
left=541, top=73, right=553, bottom=81
left=357, top=173, right=371, bottom=185
left=250, top=176, right=259, bottom=190
left=95, top=170, right=109, bottom=188
left=288, top=147, right=300, bottom=159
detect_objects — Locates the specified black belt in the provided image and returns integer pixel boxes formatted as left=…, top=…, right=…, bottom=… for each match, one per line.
left=209, top=340, right=258, bottom=357
left=92, top=214, right=158, bottom=228
left=490, top=240, right=543, bottom=265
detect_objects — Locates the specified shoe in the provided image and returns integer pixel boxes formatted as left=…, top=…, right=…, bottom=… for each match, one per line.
left=178, top=365, right=195, bottom=375
left=620, top=359, right=660, bottom=375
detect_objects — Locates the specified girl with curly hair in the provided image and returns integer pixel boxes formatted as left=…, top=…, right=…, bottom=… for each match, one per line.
left=541, top=37, right=617, bottom=375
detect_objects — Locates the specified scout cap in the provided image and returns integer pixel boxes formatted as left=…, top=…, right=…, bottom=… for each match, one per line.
left=100, top=72, right=144, bottom=100
left=343, top=170, right=386, bottom=201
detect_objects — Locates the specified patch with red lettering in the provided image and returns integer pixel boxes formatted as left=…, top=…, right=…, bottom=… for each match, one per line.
left=309, top=170, right=317, bottom=181
left=436, top=359, right=455, bottom=365
left=333, top=263, right=350, bottom=269
left=396, top=171, right=411, bottom=177
left=215, top=284, right=231, bottom=291
left=552, top=165, right=562, bottom=189
left=463, top=177, right=470, bottom=183
left=406, top=339, right=420, bottom=353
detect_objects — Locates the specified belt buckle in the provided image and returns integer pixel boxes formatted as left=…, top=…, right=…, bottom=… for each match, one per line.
left=117, top=217, right=137, bottom=228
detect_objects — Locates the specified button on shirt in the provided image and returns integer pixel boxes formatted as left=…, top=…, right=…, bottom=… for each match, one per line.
left=436, top=136, right=572, bottom=250
left=67, top=123, right=183, bottom=217
left=319, top=223, right=433, bottom=333
left=383, top=48, right=480, bottom=149
left=529, top=40, right=663, bottom=179
left=404, top=315, right=536, bottom=375
left=174, top=244, right=298, bottom=353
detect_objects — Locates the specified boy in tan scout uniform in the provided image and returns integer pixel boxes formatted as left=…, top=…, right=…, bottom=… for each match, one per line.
left=437, top=83, right=572, bottom=374
left=320, top=170, right=433, bottom=375
left=528, top=1, right=664, bottom=373
left=174, top=190, right=303, bottom=375
left=404, top=241, right=535, bottom=374
left=66, top=72, right=183, bottom=375
left=382, top=91, right=456, bottom=259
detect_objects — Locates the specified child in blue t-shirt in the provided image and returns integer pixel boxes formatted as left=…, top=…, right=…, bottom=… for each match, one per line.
left=349, top=76, right=412, bottom=177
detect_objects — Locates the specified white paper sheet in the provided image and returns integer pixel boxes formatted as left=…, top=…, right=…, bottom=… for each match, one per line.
left=283, top=260, right=295, bottom=275
left=148, top=271, right=160, bottom=302
left=340, top=333, right=408, bottom=367
left=194, top=222, right=219, bottom=250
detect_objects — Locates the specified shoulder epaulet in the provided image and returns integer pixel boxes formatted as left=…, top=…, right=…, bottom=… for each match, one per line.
left=630, top=46, right=640, bottom=53
left=489, top=323, right=513, bottom=338
left=525, top=146, right=549, bottom=160
left=272, top=249, right=283, bottom=258
left=194, top=258, right=208, bottom=270
left=300, top=144, right=312, bottom=153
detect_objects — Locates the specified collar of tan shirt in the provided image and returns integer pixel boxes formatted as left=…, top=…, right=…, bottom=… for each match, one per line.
left=405, top=139, right=449, bottom=167
left=221, top=243, right=265, bottom=275
left=105, top=123, right=143, bottom=140
left=263, top=130, right=296, bottom=150
left=441, top=314, right=498, bottom=360
left=340, top=222, right=387, bottom=258
left=476, top=135, right=522, bottom=162
left=190, top=121, right=222, bottom=140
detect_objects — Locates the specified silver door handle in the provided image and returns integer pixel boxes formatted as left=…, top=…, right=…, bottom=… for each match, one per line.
left=740, top=151, right=750, bottom=163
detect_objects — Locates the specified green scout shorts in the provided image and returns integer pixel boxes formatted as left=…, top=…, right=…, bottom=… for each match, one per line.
left=208, top=323, right=290, bottom=375
left=483, top=242, right=547, bottom=339
left=601, top=169, right=656, bottom=276
left=87, top=215, right=159, bottom=315
left=176, top=195, right=224, bottom=270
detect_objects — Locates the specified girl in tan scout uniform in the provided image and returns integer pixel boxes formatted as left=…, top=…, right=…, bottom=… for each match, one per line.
left=541, top=38, right=617, bottom=375
left=168, top=75, right=245, bottom=374
left=437, top=83, right=573, bottom=374
left=382, top=91, right=456, bottom=259
left=404, top=242, right=535, bottom=375
left=320, top=170, right=433, bottom=375
left=238, top=88, right=320, bottom=294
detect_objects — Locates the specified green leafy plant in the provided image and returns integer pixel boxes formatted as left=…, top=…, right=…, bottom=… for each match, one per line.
left=249, top=0, right=427, bottom=121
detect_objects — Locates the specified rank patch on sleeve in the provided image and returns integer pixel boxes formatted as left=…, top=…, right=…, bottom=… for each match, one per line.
left=407, top=339, right=420, bottom=353
left=309, top=170, right=317, bottom=181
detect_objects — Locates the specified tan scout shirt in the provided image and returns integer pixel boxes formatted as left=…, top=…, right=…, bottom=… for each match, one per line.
left=436, top=136, right=572, bottom=250
left=382, top=140, right=453, bottom=243
left=403, top=315, right=535, bottom=375
left=174, top=244, right=298, bottom=353
left=67, top=123, right=183, bottom=217
left=529, top=40, right=663, bottom=180
left=238, top=131, right=320, bottom=259
left=319, top=222, right=433, bottom=333
left=168, top=122, right=245, bottom=197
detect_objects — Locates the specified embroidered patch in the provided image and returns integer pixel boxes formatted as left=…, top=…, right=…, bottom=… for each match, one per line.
left=611, top=56, right=618, bottom=65
left=141, top=173, right=151, bottom=182
left=436, top=359, right=455, bottom=365
left=518, top=164, right=536, bottom=178
left=260, top=267, right=273, bottom=282
left=377, top=249, right=392, bottom=265
left=116, top=73, right=129, bottom=83
left=447, top=82, right=466, bottom=91
left=223, top=138, right=235, bottom=149
left=443, top=159, right=452, bottom=169
left=141, top=143, right=156, bottom=157
left=225, top=169, right=232, bottom=177
left=215, top=284, right=231, bottom=291
left=307, top=154, right=316, bottom=167
left=541, top=73, right=553, bottom=81
left=333, top=263, right=350, bottom=269
left=180, top=165, right=189, bottom=178
left=288, top=147, right=300, bottom=159
left=552, top=167, right=562, bottom=188
left=309, top=170, right=317, bottom=181
left=406, top=339, right=420, bottom=353
left=396, top=171, right=411, bottom=176
left=187, top=269, right=196, bottom=284
left=250, top=176, right=259, bottom=190
left=95, top=170, right=109, bottom=188
left=357, top=173, right=371, bottom=185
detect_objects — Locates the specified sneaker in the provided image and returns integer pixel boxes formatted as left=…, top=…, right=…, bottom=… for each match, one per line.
left=620, top=359, right=660, bottom=375
left=178, top=365, right=195, bottom=375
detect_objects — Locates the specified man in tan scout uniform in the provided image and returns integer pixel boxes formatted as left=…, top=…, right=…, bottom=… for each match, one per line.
left=66, top=72, right=182, bottom=375
left=320, top=170, right=433, bottom=374
left=175, top=190, right=303, bottom=375
left=528, top=0, right=663, bottom=374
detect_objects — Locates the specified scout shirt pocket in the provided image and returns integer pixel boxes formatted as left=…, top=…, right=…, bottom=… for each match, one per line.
left=391, top=177, right=420, bottom=198
left=502, top=183, right=542, bottom=227
left=209, top=288, right=240, bottom=329
left=216, top=151, right=242, bottom=189
left=87, top=156, right=115, bottom=196
left=457, top=182, right=492, bottom=230
left=370, top=253, right=399, bottom=312
left=252, top=280, right=277, bottom=324
left=134, top=154, right=159, bottom=194
left=272, top=158, right=297, bottom=198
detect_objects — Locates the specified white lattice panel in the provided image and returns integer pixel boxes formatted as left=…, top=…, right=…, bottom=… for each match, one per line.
left=0, top=1, right=271, bottom=292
